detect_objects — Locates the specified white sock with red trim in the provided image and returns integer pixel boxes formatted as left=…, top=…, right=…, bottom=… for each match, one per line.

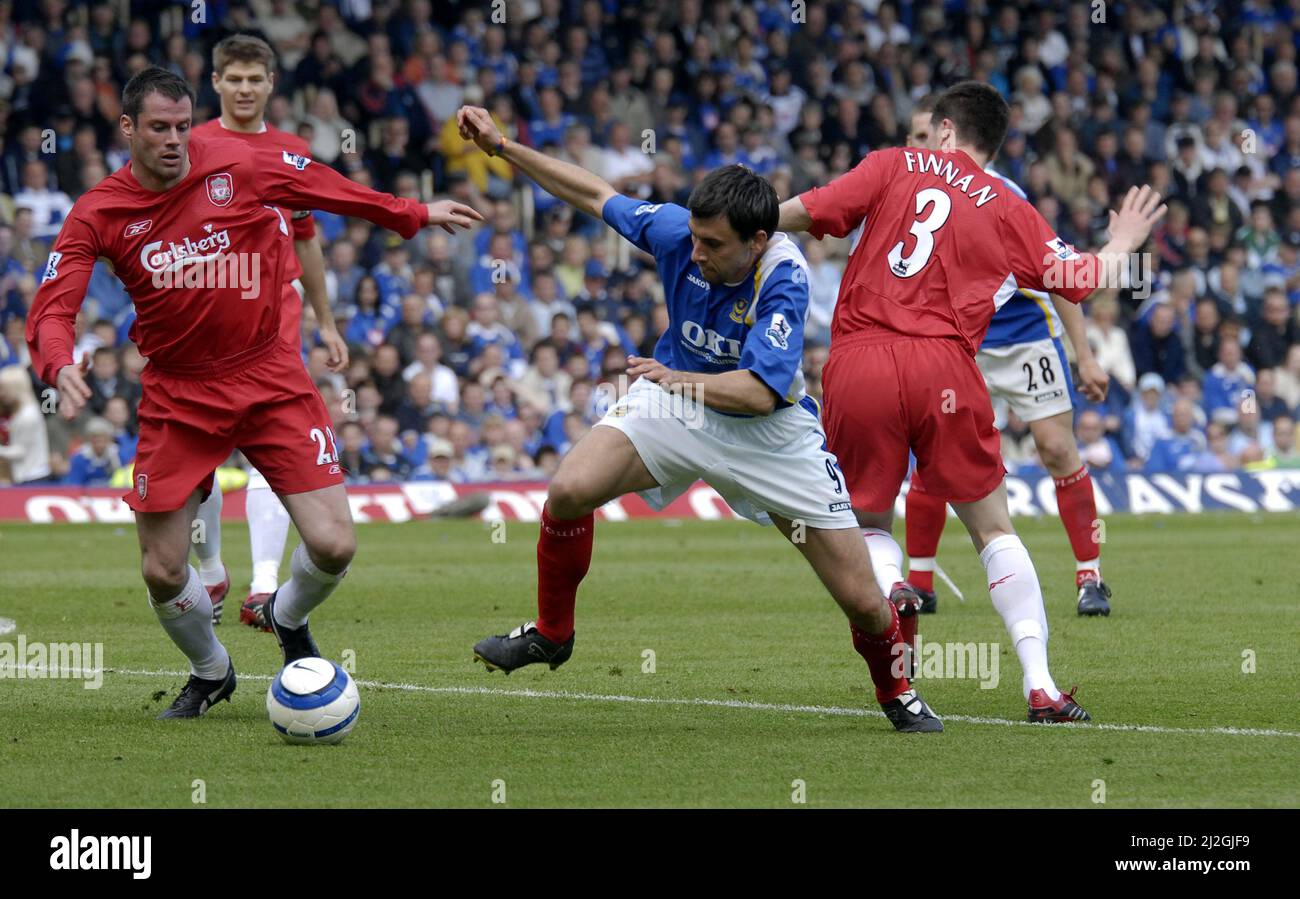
left=862, top=528, right=905, bottom=596
left=193, top=480, right=225, bottom=587
left=247, top=486, right=292, bottom=594
left=981, top=534, right=1060, bottom=701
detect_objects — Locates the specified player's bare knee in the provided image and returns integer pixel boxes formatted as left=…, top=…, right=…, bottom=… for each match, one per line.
left=306, top=529, right=355, bottom=573
left=140, top=553, right=187, bottom=597
left=1037, top=434, right=1077, bottom=474
left=856, top=590, right=887, bottom=620
left=546, top=475, right=596, bottom=519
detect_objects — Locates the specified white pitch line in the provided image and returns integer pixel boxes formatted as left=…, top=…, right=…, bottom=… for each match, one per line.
left=17, top=665, right=1300, bottom=739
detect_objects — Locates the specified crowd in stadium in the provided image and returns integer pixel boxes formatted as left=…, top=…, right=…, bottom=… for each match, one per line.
left=2, top=0, right=1300, bottom=491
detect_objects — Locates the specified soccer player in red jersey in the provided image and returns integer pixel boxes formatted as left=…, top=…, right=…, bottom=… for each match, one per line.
left=27, top=67, right=481, bottom=718
left=187, top=35, right=350, bottom=631
left=778, top=83, right=1166, bottom=722
left=901, top=97, right=1116, bottom=620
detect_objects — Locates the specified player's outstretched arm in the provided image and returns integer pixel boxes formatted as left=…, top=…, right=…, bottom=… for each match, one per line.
left=777, top=197, right=813, bottom=233
left=457, top=105, right=617, bottom=220
left=255, top=149, right=482, bottom=238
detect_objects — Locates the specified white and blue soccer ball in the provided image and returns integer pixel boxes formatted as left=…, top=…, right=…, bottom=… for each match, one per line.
left=267, top=657, right=360, bottom=745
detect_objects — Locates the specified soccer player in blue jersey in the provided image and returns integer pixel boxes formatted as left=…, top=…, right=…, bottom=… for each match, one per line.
left=456, top=105, right=941, bottom=732
left=898, top=99, right=1115, bottom=621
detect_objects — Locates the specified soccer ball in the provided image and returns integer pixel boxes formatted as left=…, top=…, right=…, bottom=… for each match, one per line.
left=266, top=657, right=360, bottom=745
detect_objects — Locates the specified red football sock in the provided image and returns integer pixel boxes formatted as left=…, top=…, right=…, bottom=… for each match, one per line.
left=905, top=487, right=945, bottom=592
left=896, top=600, right=918, bottom=666
left=908, top=568, right=934, bottom=592
left=850, top=602, right=911, bottom=704
left=534, top=503, right=594, bottom=643
left=1054, top=465, right=1101, bottom=569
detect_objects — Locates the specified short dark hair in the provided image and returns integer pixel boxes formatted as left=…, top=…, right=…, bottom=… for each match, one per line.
left=931, top=81, right=1010, bottom=159
left=687, top=165, right=778, bottom=242
left=122, top=66, right=195, bottom=123
left=213, top=33, right=277, bottom=76
left=913, top=94, right=939, bottom=116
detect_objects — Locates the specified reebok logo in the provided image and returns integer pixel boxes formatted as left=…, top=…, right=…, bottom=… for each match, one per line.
left=988, top=573, right=1015, bottom=590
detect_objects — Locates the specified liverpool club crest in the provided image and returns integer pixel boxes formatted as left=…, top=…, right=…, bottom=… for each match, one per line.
left=206, top=173, right=234, bottom=207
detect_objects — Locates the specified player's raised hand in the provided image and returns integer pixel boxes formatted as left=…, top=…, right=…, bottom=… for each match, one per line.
left=55, top=357, right=92, bottom=421
left=457, top=105, right=504, bottom=156
left=426, top=199, right=484, bottom=234
left=1106, top=185, right=1167, bottom=253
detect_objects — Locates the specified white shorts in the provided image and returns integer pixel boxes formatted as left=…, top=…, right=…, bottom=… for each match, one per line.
left=976, top=337, right=1075, bottom=423
left=595, top=377, right=857, bottom=530
left=246, top=466, right=271, bottom=491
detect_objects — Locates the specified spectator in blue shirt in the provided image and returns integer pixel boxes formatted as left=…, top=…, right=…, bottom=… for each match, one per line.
left=63, top=418, right=121, bottom=486
left=1123, top=372, right=1173, bottom=464
left=527, top=86, right=576, bottom=150
left=103, top=396, right=137, bottom=464
left=343, top=276, right=398, bottom=350
left=1131, top=302, right=1187, bottom=385
left=1076, top=409, right=1127, bottom=478
left=1146, top=399, right=1208, bottom=473
left=1202, top=338, right=1256, bottom=424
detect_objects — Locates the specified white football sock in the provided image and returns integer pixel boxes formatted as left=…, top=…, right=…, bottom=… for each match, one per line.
left=193, top=480, right=225, bottom=587
left=247, top=486, right=292, bottom=594
left=980, top=534, right=1060, bottom=701
left=273, top=543, right=348, bottom=629
left=1076, top=558, right=1101, bottom=575
left=908, top=556, right=935, bottom=574
left=150, top=566, right=229, bottom=679
left=862, top=528, right=905, bottom=596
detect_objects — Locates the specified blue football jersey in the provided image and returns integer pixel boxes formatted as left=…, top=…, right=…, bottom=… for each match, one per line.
left=981, top=169, right=1063, bottom=348
left=602, top=195, right=811, bottom=412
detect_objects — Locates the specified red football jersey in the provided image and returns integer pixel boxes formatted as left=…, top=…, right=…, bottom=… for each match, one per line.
left=27, top=137, right=427, bottom=384
left=800, top=147, right=1098, bottom=354
left=191, top=118, right=317, bottom=282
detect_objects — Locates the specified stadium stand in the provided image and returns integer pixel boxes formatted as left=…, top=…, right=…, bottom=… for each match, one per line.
left=2, top=0, right=1300, bottom=490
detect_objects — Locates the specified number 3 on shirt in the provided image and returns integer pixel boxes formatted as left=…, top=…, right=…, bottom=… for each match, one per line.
left=887, top=188, right=952, bottom=279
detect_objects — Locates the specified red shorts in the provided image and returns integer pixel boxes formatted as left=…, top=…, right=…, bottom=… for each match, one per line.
left=126, top=338, right=342, bottom=513
left=822, top=334, right=1005, bottom=513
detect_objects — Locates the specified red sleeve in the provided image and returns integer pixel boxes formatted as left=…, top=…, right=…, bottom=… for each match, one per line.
left=799, top=149, right=894, bottom=240
left=1003, top=200, right=1099, bottom=303
left=290, top=209, right=317, bottom=240
left=250, top=148, right=429, bottom=239
left=283, top=135, right=317, bottom=241
left=25, top=208, right=100, bottom=385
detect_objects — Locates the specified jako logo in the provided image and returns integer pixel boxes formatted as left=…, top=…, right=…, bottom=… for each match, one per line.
left=49, top=830, right=151, bottom=879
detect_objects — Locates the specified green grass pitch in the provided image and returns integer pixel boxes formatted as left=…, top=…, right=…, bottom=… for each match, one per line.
left=1, top=511, right=1297, bottom=807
